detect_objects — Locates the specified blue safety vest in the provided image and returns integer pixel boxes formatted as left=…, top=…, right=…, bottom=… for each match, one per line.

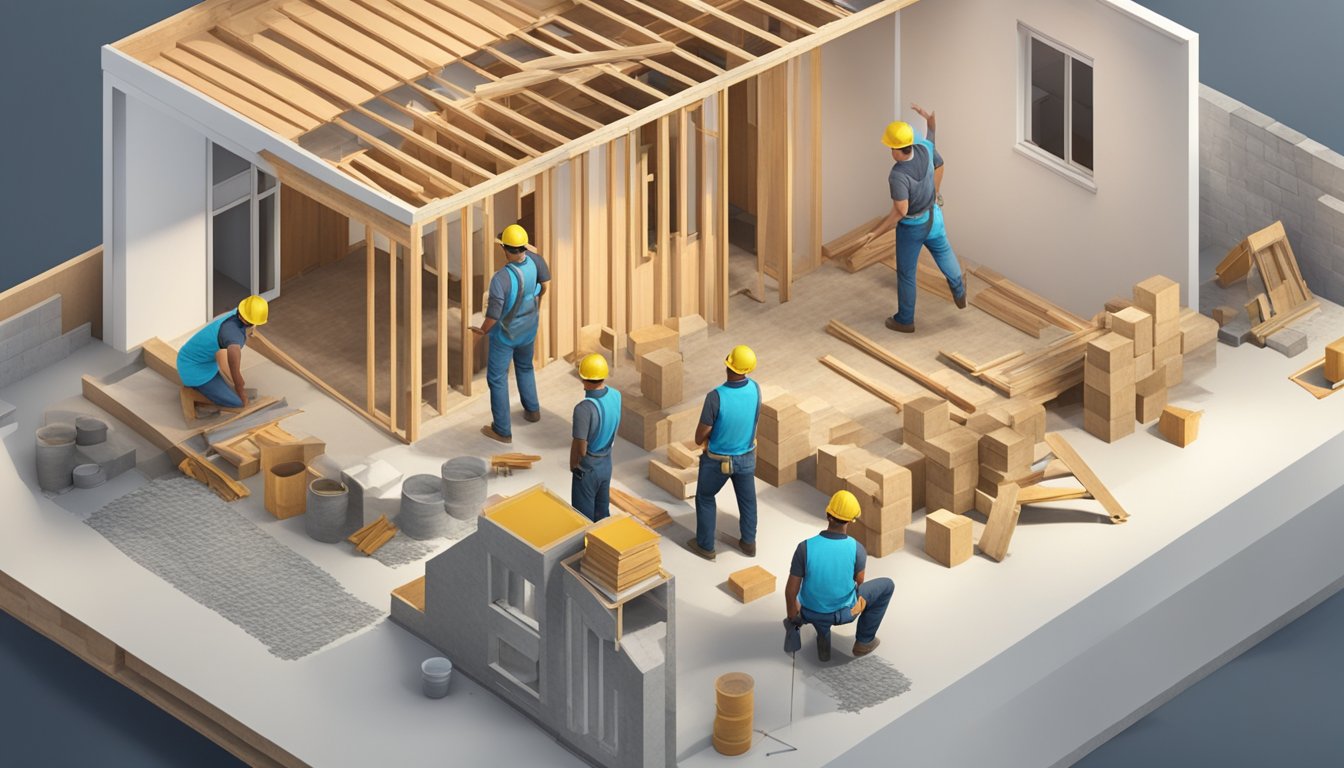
left=707, top=379, right=760, bottom=456
left=493, top=256, right=541, bottom=345
left=177, top=311, right=239, bottom=387
left=584, top=387, right=622, bottom=457
left=898, top=136, right=939, bottom=228
left=798, top=535, right=858, bottom=613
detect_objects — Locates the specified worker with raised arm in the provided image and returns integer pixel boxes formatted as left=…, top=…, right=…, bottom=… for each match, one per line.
left=858, top=103, right=966, bottom=334
left=783, top=491, right=895, bottom=662
left=686, top=345, right=761, bottom=561
left=473, top=224, right=550, bottom=444
left=570, top=353, right=622, bottom=522
left=177, top=295, right=267, bottom=413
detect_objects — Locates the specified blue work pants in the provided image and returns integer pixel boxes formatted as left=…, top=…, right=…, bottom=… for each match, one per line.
left=194, top=372, right=242, bottom=408
left=893, top=207, right=964, bottom=325
left=486, top=335, right=539, bottom=438
left=800, top=577, right=895, bottom=645
left=694, top=452, right=757, bottom=552
left=571, top=453, right=613, bottom=522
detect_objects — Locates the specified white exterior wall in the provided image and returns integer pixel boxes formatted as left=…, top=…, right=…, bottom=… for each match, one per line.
left=899, top=0, right=1197, bottom=315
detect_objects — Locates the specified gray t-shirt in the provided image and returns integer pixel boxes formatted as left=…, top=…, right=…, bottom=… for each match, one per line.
left=887, top=142, right=943, bottom=218
left=485, top=252, right=551, bottom=321
left=571, top=388, right=611, bottom=442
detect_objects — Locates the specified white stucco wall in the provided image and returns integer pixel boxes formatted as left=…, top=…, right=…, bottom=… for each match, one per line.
left=899, top=0, right=1197, bottom=315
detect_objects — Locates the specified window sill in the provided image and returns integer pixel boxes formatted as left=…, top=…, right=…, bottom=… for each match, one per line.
left=1013, top=143, right=1097, bottom=193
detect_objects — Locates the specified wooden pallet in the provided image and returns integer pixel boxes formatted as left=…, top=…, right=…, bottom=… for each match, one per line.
left=1215, top=221, right=1316, bottom=345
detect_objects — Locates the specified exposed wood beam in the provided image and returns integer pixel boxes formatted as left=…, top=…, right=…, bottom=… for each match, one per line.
left=536, top=19, right=700, bottom=88
left=153, top=54, right=308, bottom=137
left=307, top=0, right=462, bottom=68
left=678, top=0, right=789, bottom=48
left=278, top=2, right=424, bottom=80
left=518, top=42, right=676, bottom=71
left=406, top=82, right=551, bottom=157
left=345, top=152, right=431, bottom=203
left=377, top=96, right=523, bottom=168
left=179, top=34, right=341, bottom=121
left=460, top=205, right=475, bottom=397
left=213, top=20, right=373, bottom=106
left=426, top=73, right=573, bottom=146
left=335, top=117, right=467, bottom=196
left=366, top=226, right=376, bottom=413
left=590, top=0, right=756, bottom=61
left=353, top=105, right=496, bottom=180
left=570, top=1, right=728, bottom=77
left=262, top=13, right=400, bottom=92
left=409, top=223, right=424, bottom=442
left=263, top=149, right=412, bottom=240
left=734, top=0, right=818, bottom=33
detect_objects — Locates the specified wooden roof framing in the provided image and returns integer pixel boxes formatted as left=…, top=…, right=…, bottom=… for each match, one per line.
left=117, top=0, right=904, bottom=215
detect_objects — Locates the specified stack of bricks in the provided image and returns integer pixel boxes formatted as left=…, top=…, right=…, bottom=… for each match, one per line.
left=974, top=428, right=1033, bottom=515
left=903, top=396, right=978, bottom=515
left=755, top=393, right=812, bottom=487
left=1083, top=333, right=1136, bottom=442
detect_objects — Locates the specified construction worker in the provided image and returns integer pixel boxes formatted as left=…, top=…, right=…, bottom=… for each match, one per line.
left=177, top=295, right=267, bottom=410
left=858, top=104, right=966, bottom=334
left=687, top=345, right=760, bottom=561
left=570, top=354, right=621, bottom=522
left=784, top=491, right=894, bottom=662
left=473, top=224, right=550, bottom=444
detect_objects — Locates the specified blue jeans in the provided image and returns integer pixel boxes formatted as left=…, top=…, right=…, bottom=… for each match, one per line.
left=893, top=206, right=964, bottom=325
left=800, top=577, right=894, bottom=645
left=486, top=334, right=539, bottom=438
left=193, top=372, right=241, bottom=408
left=571, top=453, right=612, bottom=522
left=694, top=452, right=757, bottom=551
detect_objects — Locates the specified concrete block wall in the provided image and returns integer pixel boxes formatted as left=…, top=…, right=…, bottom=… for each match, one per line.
left=1200, top=84, right=1344, bottom=302
left=0, top=295, right=92, bottom=388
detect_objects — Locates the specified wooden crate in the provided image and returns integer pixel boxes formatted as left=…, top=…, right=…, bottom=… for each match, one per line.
left=727, top=566, right=776, bottom=603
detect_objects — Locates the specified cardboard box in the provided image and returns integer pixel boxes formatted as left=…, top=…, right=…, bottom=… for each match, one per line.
left=925, top=509, right=972, bottom=567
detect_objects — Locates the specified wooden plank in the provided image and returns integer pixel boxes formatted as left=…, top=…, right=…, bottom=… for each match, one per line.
left=425, top=74, right=572, bottom=147
left=1016, top=484, right=1090, bottom=504
left=569, top=0, right=727, bottom=78
left=597, top=0, right=756, bottom=62
left=384, top=0, right=491, bottom=48
left=378, top=97, right=520, bottom=169
left=307, top=0, right=461, bottom=65
left=519, top=43, right=677, bottom=71
left=809, top=49, right=822, bottom=273
left=679, top=0, right=789, bottom=47
left=178, top=34, right=341, bottom=121
left=280, top=1, right=425, bottom=80
left=214, top=21, right=374, bottom=105
left=424, top=0, right=522, bottom=38
left=825, top=320, right=978, bottom=412
left=262, top=14, right=399, bottom=92
left=140, top=337, right=181, bottom=382
left=262, top=156, right=414, bottom=245
left=352, top=105, right=494, bottom=181
left=153, top=54, right=308, bottom=137
left=461, top=205, right=475, bottom=397
left=366, top=228, right=376, bottom=413
left=717, top=87, right=729, bottom=329
left=408, top=223, right=424, bottom=443
left=388, top=241, right=399, bottom=432
left=674, top=108, right=689, bottom=316
left=970, top=286, right=1046, bottom=338
left=977, top=483, right=1020, bottom=562
left=1250, top=299, right=1319, bottom=345
left=1042, top=433, right=1128, bottom=524
left=818, top=354, right=904, bottom=410
left=336, top=117, right=466, bottom=197
left=345, top=152, right=430, bottom=201
left=656, top=114, right=671, bottom=323
left=402, top=85, right=545, bottom=158
left=436, top=217, right=449, bottom=412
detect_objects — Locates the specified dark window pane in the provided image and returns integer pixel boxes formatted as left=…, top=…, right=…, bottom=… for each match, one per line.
left=258, top=194, right=276, bottom=294
left=1030, top=38, right=1066, bottom=160
left=1072, top=58, right=1094, bottom=170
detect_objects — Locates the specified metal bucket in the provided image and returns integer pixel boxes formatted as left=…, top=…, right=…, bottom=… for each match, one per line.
left=305, top=478, right=349, bottom=543
left=398, top=474, right=449, bottom=540
left=421, top=657, right=453, bottom=698
left=35, top=424, right=77, bottom=492
left=441, top=457, right=488, bottom=521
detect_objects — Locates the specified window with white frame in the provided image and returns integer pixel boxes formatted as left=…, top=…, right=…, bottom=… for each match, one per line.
left=1020, top=26, right=1094, bottom=179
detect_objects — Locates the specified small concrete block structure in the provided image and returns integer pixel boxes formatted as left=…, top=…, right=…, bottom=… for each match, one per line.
left=1266, top=327, right=1308, bottom=358
left=0, top=296, right=92, bottom=388
left=727, top=566, right=776, bottom=603
left=1218, top=316, right=1252, bottom=347
left=925, top=509, right=972, bottom=568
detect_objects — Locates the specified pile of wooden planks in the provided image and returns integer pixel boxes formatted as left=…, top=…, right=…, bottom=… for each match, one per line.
left=580, top=517, right=662, bottom=595
left=491, top=453, right=540, bottom=475
left=822, top=216, right=893, bottom=273
left=948, top=325, right=1106, bottom=404
left=349, top=515, right=397, bottom=555
left=826, top=320, right=979, bottom=412
left=1215, top=220, right=1318, bottom=345
left=971, top=285, right=1049, bottom=338
left=609, top=488, right=672, bottom=529
left=968, top=266, right=1093, bottom=333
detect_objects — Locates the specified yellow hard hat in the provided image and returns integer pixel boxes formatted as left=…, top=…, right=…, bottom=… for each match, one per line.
left=498, top=224, right=529, bottom=248
left=724, top=345, right=757, bottom=375
left=578, top=353, right=609, bottom=381
left=237, top=295, right=269, bottom=326
left=826, top=490, right=861, bottom=522
left=881, top=120, right=915, bottom=150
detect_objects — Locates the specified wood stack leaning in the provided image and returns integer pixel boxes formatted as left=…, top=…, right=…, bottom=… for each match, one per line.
left=580, top=517, right=662, bottom=596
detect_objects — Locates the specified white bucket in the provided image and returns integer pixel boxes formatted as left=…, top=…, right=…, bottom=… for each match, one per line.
left=422, top=657, right=453, bottom=698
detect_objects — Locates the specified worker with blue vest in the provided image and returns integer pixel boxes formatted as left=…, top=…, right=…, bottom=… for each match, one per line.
left=569, top=353, right=622, bottom=521
left=687, top=345, right=761, bottom=561
left=784, top=491, right=894, bottom=662
left=177, top=295, right=268, bottom=411
left=473, top=224, right=550, bottom=444
left=857, top=104, right=966, bottom=334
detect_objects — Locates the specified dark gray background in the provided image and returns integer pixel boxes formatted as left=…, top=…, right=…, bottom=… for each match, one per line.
left=2, top=1, right=1343, bottom=765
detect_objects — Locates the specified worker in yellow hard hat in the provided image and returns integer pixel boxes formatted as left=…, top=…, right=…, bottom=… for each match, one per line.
left=176, top=295, right=268, bottom=415
left=687, top=345, right=761, bottom=561
left=473, top=224, right=550, bottom=443
left=783, top=490, right=894, bottom=661
left=570, top=354, right=622, bottom=521
left=857, top=103, right=966, bottom=334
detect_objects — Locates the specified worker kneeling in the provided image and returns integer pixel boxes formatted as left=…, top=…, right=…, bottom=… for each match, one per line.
left=570, top=354, right=621, bottom=522
left=784, top=491, right=894, bottom=662
left=177, top=295, right=267, bottom=411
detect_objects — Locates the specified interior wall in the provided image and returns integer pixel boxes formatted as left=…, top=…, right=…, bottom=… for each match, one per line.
left=900, top=0, right=1197, bottom=315
left=820, top=14, right=899, bottom=245
left=108, top=84, right=208, bottom=350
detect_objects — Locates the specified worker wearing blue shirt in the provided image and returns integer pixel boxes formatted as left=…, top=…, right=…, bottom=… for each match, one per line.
left=857, top=104, right=966, bottom=333
left=687, top=345, right=760, bottom=561
left=473, top=224, right=550, bottom=444
left=570, top=354, right=621, bottom=521
left=784, top=491, right=894, bottom=662
left=176, top=295, right=268, bottom=411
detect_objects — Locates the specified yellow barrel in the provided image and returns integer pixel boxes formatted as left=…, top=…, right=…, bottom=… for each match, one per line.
left=712, top=732, right=752, bottom=756
left=714, top=672, right=755, bottom=718
left=713, top=711, right=753, bottom=743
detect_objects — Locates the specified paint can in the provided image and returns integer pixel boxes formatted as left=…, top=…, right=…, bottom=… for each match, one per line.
left=440, top=457, right=488, bottom=521
left=421, top=657, right=453, bottom=698
left=35, top=423, right=77, bottom=492
left=75, top=416, right=108, bottom=446
left=305, top=478, right=349, bottom=543
left=398, top=474, right=450, bottom=540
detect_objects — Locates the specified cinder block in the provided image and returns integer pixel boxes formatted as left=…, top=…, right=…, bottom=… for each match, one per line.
left=1218, top=317, right=1252, bottom=346
left=1266, top=328, right=1308, bottom=358
left=925, top=509, right=972, bottom=568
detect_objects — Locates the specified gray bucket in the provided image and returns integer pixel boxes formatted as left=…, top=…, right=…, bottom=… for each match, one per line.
left=398, top=474, right=449, bottom=540
left=75, top=416, right=108, bottom=446
left=72, top=463, right=107, bottom=489
left=421, top=657, right=453, bottom=698
left=305, top=479, right=350, bottom=543
left=441, top=457, right=488, bottom=521
left=35, top=424, right=77, bottom=492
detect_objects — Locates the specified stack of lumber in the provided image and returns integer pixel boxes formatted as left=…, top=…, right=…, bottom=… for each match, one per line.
left=968, top=266, right=1093, bottom=333
left=627, top=324, right=679, bottom=373
left=903, top=396, right=978, bottom=514
left=952, top=325, right=1106, bottom=403
left=1214, top=220, right=1318, bottom=345
left=756, top=392, right=815, bottom=487
left=1083, top=333, right=1136, bottom=442
left=648, top=451, right=697, bottom=499
left=973, top=427, right=1034, bottom=515
left=971, top=284, right=1049, bottom=338
left=213, top=422, right=299, bottom=479
left=491, top=453, right=540, bottom=474
left=349, top=515, right=397, bottom=555
left=640, top=348, right=684, bottom=409
left=821, top=216, right=894, bottom=273
left=581, top=517, right=662, bottom=595
left=619, top=397, right=699, bottom=451
left=178, top=454, right=248, bottom=502
left=825, top=320, right=980, bottom=413
left=609, top=488, right=672, bottom=529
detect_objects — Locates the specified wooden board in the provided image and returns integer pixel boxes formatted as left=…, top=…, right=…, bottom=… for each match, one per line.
left=1017, top=484, right=1090, bottom=504
left=392, top=576, right=427, bottom=612
left=1042, top=433, right=1128, bottom=524
left=977, top=483, right=1020, bottom=562
left=971, top=286, right=1046, bottom=338
left=818, top=355, right=904, bottom=410
left=826, top=320, right=977, bottom=412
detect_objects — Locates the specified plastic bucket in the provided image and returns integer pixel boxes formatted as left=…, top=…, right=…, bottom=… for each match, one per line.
left=35, top=424, right=77, bottom=492
left=422, top=657, right=453, bottom=698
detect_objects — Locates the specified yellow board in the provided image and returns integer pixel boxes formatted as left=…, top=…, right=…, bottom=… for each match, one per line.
left=484, top=485, right=591, bottom=550
left=585, top=516, right=661, bottom=555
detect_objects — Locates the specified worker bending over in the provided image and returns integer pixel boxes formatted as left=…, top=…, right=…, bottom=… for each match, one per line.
left=784, top=491, right=894, bottom=662
left=858, top=104, right=965, bottom=334
left=687, top=345, right=761, bottom=561
left=473, top=224, right=550, bottom=444
left=570, top=354, right=621, bottom=522
left=177, top=295, right=268, bottom=411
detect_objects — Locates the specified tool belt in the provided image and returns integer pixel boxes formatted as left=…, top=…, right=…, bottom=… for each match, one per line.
left=704, top=444, right=755, bottom=475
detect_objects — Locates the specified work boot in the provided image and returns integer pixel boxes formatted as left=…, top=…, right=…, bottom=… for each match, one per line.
left=523, top=410, right=541, bottom=423
left=480, top=425, right=512, bottom=443
left=738, top=539, right=756, bottom=557
left=685, top=538, right=717, bottom=561
left=852, top=637, right=881, bottom=657
left=817, top=633, right=831, bottom=662
left=955, top=290, right=967, bottom=309
left=885, top=317, right=916, bottom=334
